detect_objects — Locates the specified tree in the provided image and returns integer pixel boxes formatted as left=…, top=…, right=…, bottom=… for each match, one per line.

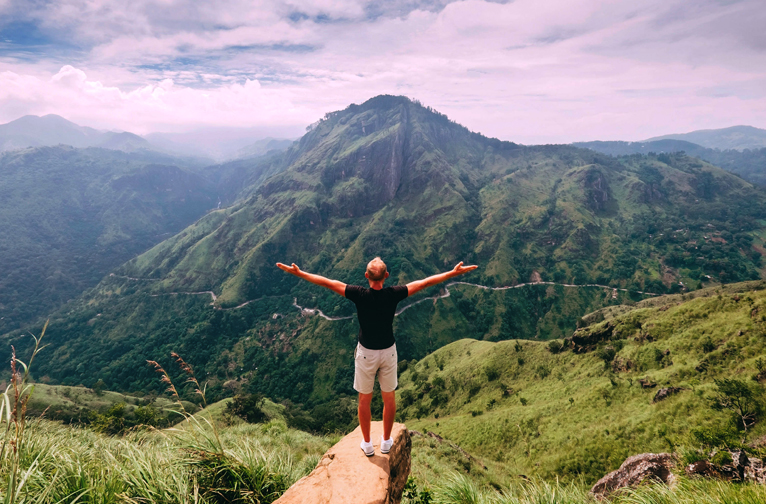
left=93, top=379, right=106, bottom=396
left=225, top=393, right=267, bottom=424
left=711, top=378, right=764, bottom=433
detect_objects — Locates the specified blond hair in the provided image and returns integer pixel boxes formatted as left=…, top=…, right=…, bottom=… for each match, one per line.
left=366, top=257, right=387, bottom=281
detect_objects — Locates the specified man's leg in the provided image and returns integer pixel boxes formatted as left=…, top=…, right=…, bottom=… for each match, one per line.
left=358, top=392, right=373, bottom=443
left=381, top=390, right=396, bottom=441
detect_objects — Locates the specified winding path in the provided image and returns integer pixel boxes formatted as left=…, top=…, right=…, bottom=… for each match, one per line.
left=110, top=272, right=658, bottom=320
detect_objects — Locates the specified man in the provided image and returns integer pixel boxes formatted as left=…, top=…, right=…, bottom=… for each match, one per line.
left=276, top=257, right=477, bottom=456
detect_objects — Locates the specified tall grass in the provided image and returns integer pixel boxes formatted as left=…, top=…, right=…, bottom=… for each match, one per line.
left=0, top=415, right=329, bottom=503
left=430, top=472, right=766, bottom=504
left=1, top=321, right=48, bottom=504
left=1, top=344, right=331, bottom=503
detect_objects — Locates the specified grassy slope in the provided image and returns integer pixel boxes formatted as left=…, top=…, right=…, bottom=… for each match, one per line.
left=398, top=281, right=766, bottom=484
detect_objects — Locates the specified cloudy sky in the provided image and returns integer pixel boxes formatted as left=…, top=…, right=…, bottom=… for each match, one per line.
left=0, top=0, right=764, bottom=143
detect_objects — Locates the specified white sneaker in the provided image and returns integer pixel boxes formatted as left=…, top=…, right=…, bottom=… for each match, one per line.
left=380, top=436, right=393, bottom=454
left=361, top=440, right=374, bottom=457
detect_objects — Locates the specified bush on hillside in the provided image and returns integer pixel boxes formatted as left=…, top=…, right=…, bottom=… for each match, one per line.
left=547, top=339, right=564, bottom=354
left=226, top=393, right=267, bottom=424
left=90, top=402, right=169, bottom=434
left=711, top=378, right=764, bottom=433
left=484, top=365, right=500, bottom=381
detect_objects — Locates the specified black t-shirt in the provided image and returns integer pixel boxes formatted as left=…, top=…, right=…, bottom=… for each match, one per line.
left=345, top=284, right=409, bottom=350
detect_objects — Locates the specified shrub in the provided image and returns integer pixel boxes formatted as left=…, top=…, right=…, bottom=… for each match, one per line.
left=598, top=346, right=617, bottom=368
left=400, top=389, right=416, bottom=409
left=711, top=378, right=764, bottom=432
left=701, top=336, right=716, bottom=353
left=711, top=450, right=734, bottom=466
left=226, top=393, right=267, bottom=424
left=93, top=378, right=106, bottom=396
left=484, top=366, right=500, bottom=382
left=403, top=477, right=433, bottom=504
left=547, top=340, right=564, bottom=354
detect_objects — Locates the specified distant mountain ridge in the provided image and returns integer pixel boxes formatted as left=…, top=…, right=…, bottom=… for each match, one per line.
left=0, top=114, right=153, bottom=152
left=0, top=114, right=295, bottom=163
left=643, top=125, right=766, bottom=151
left=574, top=139, right=766, bottom=186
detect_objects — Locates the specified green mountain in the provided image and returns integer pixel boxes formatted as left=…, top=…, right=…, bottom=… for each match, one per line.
left=644, top=125, right=766, bottom=151
left=575, top=139, right=766, bottom=187
left=0, top=146, right=217, bottom=331
left=398, top=280, right=766, bottom=483
left=5, top=95, right=766, bottom=416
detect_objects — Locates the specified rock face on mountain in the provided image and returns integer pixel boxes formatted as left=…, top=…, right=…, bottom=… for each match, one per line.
left=275, top=421, right=411, bottom=504
left=590, top=453, right=676, bottom=498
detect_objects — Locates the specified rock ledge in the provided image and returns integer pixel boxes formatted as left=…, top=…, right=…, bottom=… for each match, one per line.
left=275, top=421, right=411, bottom=504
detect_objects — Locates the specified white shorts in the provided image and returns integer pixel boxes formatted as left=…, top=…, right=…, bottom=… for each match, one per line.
left=353, top=343, right=398, bottom=394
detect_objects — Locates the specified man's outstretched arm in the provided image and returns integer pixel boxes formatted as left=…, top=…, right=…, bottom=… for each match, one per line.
left=406, top=262, right=478, bottom=296
left=276, top=262, right=347, bottom=297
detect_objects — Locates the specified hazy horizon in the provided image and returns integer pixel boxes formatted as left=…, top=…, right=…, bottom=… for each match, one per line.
left=1, top=0, right=764, bottom=144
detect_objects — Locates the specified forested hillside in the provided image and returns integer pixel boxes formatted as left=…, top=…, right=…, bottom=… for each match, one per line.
left=5, top=96, right=766, bottom=420
left=575, top=139, right=766, bottom=187
left=0, top=146, right=217, bottom=331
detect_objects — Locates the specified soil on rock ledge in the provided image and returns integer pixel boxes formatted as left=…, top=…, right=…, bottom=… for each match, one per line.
left=275, top=421, right=411, bottom=504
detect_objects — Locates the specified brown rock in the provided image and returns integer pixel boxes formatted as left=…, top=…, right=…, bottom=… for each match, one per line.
left=652, top=387, right=683, bottom=403
left=686, top=460, right=722, bottom=479
left=566, top=322, right=615, bottom=354
left=275, top=421, right=411, bottom=504
left=591, top=453, right=676, bottom=499
left=744, top=457, right=765, bottom=483
left=731, top=450, right=750, bottom=480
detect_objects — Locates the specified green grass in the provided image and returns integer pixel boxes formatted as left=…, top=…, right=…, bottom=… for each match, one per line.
left=0, top=417, right=331, bottom=503
left=417, top=473, right=766, bottom=504
left=396, top=283, right=766, bottom=483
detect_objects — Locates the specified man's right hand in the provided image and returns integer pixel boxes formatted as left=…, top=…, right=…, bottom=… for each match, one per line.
left=276, top=262, right=302, bottom=276
left=451, top=261, right=478, bottom=276
left=276, top=262, right=347, bottom=296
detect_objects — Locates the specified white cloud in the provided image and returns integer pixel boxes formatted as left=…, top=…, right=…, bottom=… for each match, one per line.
left=0, top=65, right=314, bottom=134
left=0, top=0, right=764, bottom=142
